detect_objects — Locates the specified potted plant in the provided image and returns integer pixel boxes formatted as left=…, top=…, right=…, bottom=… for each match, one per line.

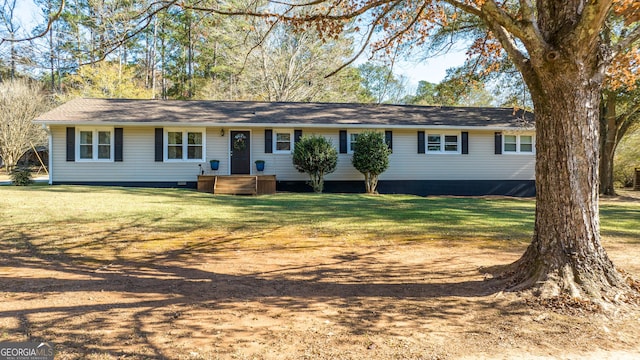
left=209, top=159, right=220, bottom=171
left=255, top=160, right=265, bottom=172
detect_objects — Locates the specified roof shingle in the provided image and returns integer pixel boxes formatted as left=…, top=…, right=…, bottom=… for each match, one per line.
left=36, top=98, right=535, bottom=129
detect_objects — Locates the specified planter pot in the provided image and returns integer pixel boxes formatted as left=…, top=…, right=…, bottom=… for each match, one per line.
left=210, top=160, right=220, bottom=171
left=255, top=160, right=265, bottom=172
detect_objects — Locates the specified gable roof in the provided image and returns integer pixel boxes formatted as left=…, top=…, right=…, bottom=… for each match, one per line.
left=35, top=98, right=535, bottom=130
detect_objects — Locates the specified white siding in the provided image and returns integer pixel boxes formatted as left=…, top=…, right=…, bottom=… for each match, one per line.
left=50, top=126, right=534, bottom=183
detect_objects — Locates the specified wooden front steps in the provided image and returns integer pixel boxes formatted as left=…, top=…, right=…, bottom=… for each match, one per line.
left=197, top=175, right=276, bottom=195
left=215, top=175, right=257, bottom=195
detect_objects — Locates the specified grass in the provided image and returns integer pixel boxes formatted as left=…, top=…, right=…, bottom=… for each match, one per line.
left=1, top=186, right=639, bottom=359
left=0, top=186, right=638, bottom=263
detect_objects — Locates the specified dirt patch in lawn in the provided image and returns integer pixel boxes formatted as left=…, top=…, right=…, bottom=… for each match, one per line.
left=2, top=241, right=640, bottom=359
left=1, top=201, right=640, bottom=359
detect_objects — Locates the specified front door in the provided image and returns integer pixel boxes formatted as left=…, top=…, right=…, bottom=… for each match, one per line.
left=230, top=130, right=251, bottom=174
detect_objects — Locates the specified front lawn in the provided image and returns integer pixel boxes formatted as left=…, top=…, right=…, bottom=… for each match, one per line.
left=1, top=186, right=541, bottom=260
left=0, top=186, right=639, bottom=359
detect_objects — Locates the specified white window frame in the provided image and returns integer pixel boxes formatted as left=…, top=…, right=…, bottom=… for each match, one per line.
left=426, top=132, right=461, bottom=154
left=76, top=127, right=114, bottom=162
left=273, top=129, right=294, bottom=154
left=347, top=131, right=361, bottom=154
left=164, top=128, right=206, bottom=162
left=503, top=133, right=535, bottom=154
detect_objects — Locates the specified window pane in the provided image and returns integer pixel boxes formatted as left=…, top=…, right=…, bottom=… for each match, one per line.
left=98, top=131, right=111, bottom=145
left=504, top=135, right=517, bottom=152
left=444, top=135, right=458, bottom=151
left=276, top=132, right=291, bottom=151
left=187, top=146, right=202, bottom=159
left=80, top=131, right=92, bottom=145
left=427, top=134, right=441, bottom=151
left=168, top=145, right=182, bottom=159
left=188, top=132, right=202, bottom=145
left=276, top=142, right=290, bottom=151
left=520, top=135, right=533, bottom=152
left=80, top=144, right=92, bottom=159
left=349, top=133, right=359, bottom=151
left=168, top=132, right=182, bottom=145
left=98, top=145, right=111, bottom=159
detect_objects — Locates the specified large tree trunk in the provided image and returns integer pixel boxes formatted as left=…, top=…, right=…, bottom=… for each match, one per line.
left=509, top=57, right=631, bottom=304
left=599, top=93, right=618, bottom=196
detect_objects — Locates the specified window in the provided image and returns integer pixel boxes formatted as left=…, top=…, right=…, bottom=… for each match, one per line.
left=520, top=135, right=533, bottom=152
left=187, top=132, right=203, bottom=159
left=274, top=130, right=293, bottom=153
left=503, top=134, right=534, bottom=154
left=426, top=133, right=460, bottom=153
left=504, top=135, right=517, bottom=152
left=77, top=128, right=113, bottom=161
left=167, top=131, right=183, bottom=159
left=427, top=134, right=441, bottom=152
left=165, top=129, right=205, bottom=161
left=348, top=132, right=360, bottom=153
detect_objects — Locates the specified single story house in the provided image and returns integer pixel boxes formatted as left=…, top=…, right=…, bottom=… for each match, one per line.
left=35, top=98, right=536, bottom=196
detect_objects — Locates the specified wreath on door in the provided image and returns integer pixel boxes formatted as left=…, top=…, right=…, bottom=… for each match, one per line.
left=233, top=133, right=247, bottom=151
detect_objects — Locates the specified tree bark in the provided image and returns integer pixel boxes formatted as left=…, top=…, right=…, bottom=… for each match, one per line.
left=509, top=54, right=630, bottom=304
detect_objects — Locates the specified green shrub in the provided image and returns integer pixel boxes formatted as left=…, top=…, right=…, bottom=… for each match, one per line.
left=292, top=135, right=338, bottom=193
left=352, top=131, right=391, bottom=194
left=11, top=167, right=32, bottom=186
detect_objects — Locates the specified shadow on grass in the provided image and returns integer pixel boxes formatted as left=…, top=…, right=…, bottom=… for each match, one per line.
left=1, top=185, right=541, bottom=249
left=1, top=186, right=637, bottom=358
left=0, top=225, right=521, bottom=359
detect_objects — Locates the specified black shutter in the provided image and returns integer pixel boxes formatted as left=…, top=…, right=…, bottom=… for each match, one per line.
left=114, top=128, right=123, bottom=162
left=461, top=131, right=469, bottom=155
left=385, top=130, right=393, bottom=152
left=265, top=129, right=273, bottom=153
left=155, top=128, right=163, bottom=162
left=294, top=129, right=302, bottom=144
left=417, top=131, right=425, bottom=154
left=494, top=132, right=502, bottom=154
left=66, top=127, right=75, bottom=162
left=339, top=130, right=347, bottom=154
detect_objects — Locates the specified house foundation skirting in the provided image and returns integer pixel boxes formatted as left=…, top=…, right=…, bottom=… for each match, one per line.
left=277, top=180, right=536, bottom=197
left=52, top=179, right=535, bottom=197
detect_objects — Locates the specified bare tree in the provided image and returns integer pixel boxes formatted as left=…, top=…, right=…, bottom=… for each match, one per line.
left=0, top=0, right=21, bottom=80
left=0, top=80, right=50, bottom=172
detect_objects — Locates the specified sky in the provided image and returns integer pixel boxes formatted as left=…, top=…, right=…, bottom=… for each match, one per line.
left=14, top=0, right=467, bottom=90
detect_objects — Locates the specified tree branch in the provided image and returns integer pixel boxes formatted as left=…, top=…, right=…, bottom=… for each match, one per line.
left=573, top=0, right=613, bottom=53
left=519, top=0, right=535, bottom=24
left=612, top=24, right=640, bottom=58
left=441, top=0, right=482, bottom=17
left=616, top=101, right=640, bottom=143
left=481, top=0, right=546, bottom=51
left=0, top=0, right=65, bottom=45
left=375, top=1, right=429, bottom=50
left=181, top=0, right=393, bottom=22
left=489, top=23, right=537, bottom=87
left=324, top=2, right=398, bottom=78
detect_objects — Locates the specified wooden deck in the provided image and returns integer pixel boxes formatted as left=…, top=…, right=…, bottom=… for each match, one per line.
left=197, top=175, right=276, bottom=195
